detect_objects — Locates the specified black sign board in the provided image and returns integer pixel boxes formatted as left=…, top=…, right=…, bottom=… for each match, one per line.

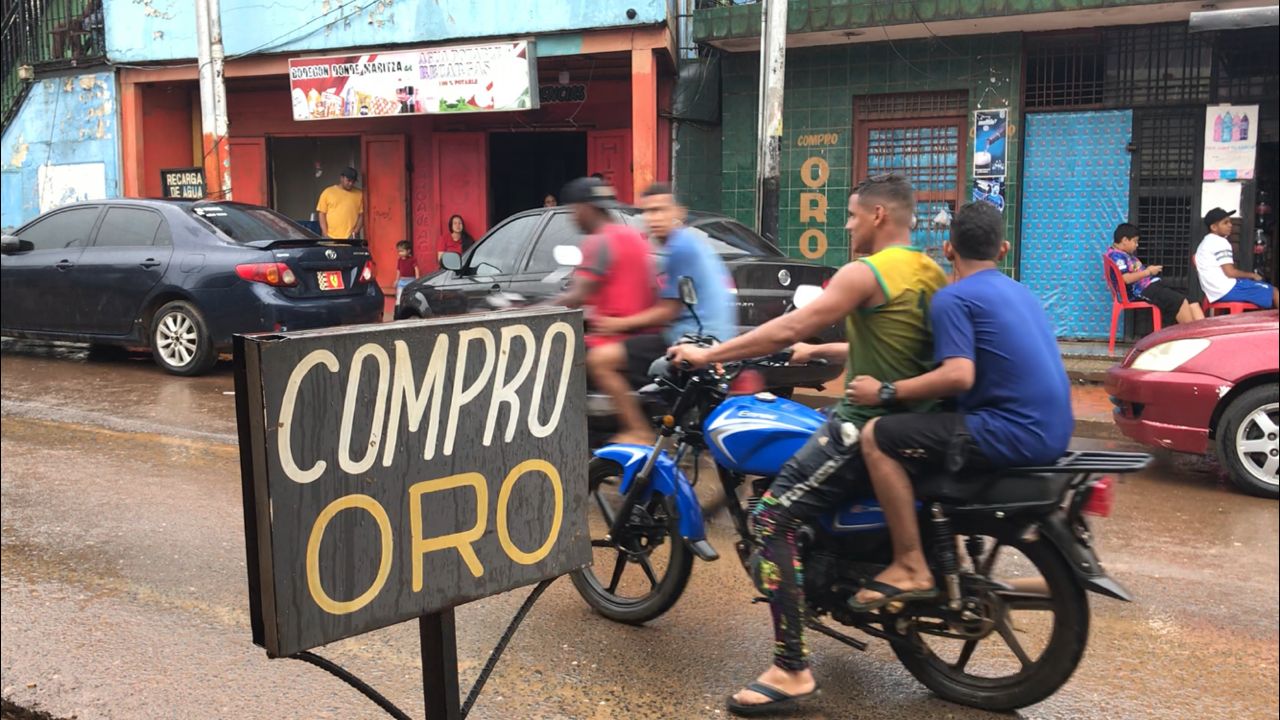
left=161, top=167, right=206, bottom=199
left=235, top=308, right=590, bottom=658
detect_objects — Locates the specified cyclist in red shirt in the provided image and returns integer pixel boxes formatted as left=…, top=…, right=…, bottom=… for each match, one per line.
left=548, top=176, right=659, bottom=442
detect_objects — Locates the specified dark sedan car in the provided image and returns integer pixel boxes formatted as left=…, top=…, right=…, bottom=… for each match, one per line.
left=1, top=199, right=383, bottom=375
left=396, top=206, right=844, bottom=390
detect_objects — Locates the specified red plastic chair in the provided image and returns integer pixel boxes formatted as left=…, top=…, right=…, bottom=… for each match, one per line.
left=1189, top=252, right=1259, bottom=316
left=1104, top=255, right=1162, bottom=353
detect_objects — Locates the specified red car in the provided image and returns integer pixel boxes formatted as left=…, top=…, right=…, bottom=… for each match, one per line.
left=1106, top=310, right=1279, bottom=498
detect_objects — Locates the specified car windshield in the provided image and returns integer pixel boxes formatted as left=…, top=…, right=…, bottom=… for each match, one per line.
left=687, top=218, right=783, bottom=258
left=187, top=203, right=317, bottom=243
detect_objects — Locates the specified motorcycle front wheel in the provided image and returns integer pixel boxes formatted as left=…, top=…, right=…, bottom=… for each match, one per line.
left=569, top=457, right=693, bottom=625
left=889, top=520, right=1089, bottom=712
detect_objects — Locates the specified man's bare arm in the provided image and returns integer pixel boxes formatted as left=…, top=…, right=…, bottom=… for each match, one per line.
left=894, top=357, right=975, bottom=401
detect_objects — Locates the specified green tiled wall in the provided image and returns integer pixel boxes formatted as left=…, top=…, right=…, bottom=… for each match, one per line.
left=712, top=34, right=1022, bottom=268
left=675, top=121, right=724, bottom=214
left=696, top=0, right=1176, bottom=44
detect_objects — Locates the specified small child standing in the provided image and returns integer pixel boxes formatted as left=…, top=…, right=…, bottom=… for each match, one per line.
left=395, top=240, right=419, bottom=303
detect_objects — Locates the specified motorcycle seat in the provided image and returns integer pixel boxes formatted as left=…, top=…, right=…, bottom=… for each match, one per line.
left=915, top=472, right=1071, bottom=512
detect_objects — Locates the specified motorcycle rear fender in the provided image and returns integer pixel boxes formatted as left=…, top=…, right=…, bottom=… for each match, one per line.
left=593, top=444, right=707, bottom=543
left=1034, top=512, right=1133, bottom=602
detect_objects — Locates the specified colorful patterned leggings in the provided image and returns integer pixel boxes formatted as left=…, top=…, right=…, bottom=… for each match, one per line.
left=749, top=413, right=868, bottom=671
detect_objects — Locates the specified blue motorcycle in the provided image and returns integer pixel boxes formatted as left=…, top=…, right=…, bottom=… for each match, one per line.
left=570, top=338, right=1150, bottom=711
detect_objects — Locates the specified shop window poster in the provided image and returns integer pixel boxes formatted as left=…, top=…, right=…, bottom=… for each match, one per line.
left=973, top=109, right=1008, bottom=179
left=1204, top=104, right=1259, bottom=180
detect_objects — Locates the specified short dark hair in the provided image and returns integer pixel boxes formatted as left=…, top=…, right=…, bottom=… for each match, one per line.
left=949, top=202, right=1004, bottom=260
left=641, top=182, right=674, bottom=198
left=852, top=173, right=916, bottom=224
left=396, top=240, right=412, bottom=252
left=1113, top=223, right=1140, bottom=244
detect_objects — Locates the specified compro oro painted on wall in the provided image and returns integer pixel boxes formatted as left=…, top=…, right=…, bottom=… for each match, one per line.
left=235, top=307, right=590, bottom=658
left=794, top=131, right=839, bottom=260
left=288, top=40, right=539, bottom=120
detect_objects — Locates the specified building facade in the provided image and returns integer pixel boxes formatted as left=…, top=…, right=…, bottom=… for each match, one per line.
left=687, top=0, right=1278, bottom=339
left=4, top=0, right=680, bottom=294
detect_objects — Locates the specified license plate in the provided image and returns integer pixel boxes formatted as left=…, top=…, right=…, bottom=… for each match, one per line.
left=317, top=270, right=345, bottom=291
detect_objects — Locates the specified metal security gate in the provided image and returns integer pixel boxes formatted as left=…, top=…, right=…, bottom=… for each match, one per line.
left=855, top=94, right=967, bottom=271
left=1020, top=110, right=1133, bottom=339
left=1131, top=107, right=1202, bottom=294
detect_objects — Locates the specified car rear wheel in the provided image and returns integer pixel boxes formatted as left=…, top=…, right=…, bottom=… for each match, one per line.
left=150, top=301, right=217, bottom=376
left=1216, top=384, right=1279, bottom=499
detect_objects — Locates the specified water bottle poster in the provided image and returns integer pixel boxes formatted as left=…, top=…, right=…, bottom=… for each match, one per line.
left=973, top=109, right=1008, bottom=179
left=1204, top=104, right=1259, bottom=181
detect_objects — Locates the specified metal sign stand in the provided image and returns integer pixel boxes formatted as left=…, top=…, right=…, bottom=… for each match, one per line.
left=420, top=610, right=461, bottom=720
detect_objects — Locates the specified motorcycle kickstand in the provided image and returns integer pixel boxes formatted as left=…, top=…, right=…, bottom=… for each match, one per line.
left=805, top=618, right=869, bottom=652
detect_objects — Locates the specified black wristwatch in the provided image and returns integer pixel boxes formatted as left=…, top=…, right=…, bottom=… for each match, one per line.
left=879, top=381, right=897, bottom=405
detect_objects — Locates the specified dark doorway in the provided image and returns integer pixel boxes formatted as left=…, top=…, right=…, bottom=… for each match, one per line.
left=268, top=136, right=361, bottom=229
left=488, top=132, right=587, bottom=225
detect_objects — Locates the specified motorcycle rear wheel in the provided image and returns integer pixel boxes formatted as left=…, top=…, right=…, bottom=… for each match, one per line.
left=569, top=458, right=693, bottom=625
left=889, top=520, right=1089, bottom=712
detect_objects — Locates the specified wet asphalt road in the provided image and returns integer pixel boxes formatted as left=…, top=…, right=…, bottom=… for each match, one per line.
left=2, top=342, right=1277, bottom=720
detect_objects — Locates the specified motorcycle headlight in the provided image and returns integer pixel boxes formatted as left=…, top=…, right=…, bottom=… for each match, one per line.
left=1129, top=338, right=1211, bottom=371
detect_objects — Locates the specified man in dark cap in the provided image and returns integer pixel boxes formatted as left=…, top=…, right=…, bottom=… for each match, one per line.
left=316, top=166, right=364, bottom=240
left=1195, top=207, right=1277, bottom=308
left=549, top=176, right=659, bottom=444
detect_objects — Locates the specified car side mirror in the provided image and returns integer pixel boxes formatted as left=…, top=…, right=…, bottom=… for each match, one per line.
left=440, top=251, right=462, bottom=271
left=792, top=284, right=823, bottom=309
left=1, top=234, right=30, bottom=254
left=553, top=245, right=583, bottom=267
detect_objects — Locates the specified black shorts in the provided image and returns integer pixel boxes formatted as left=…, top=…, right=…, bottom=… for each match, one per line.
left=622, top=333, right=669, bottom=385
left=871, top=412, right=992, bottom=477
left=1133, top=283, right=1186, bottom=321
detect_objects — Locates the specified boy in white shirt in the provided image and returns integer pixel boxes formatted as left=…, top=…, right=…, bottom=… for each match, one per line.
left=1195, top=207, right=1277, bottom=309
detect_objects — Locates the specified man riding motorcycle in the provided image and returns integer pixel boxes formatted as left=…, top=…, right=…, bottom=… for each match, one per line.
left=589, top=182, right=737, bottom=444
left=668, top=173, right=946, bottom=716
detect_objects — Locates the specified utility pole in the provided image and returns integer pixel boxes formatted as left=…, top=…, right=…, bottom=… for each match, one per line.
left=754, top=0, right=787, bottom=243
left=196, top=0, right=232, bottom=199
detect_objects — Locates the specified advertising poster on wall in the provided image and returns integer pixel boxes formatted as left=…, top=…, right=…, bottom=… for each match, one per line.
left=973, top=109, right=1008, bottom=179
left=288, top=40, right=538, bottom=121
left=973, top=178, right=1006, bottom=212
left=1203, top=104, right=1259, bottom=180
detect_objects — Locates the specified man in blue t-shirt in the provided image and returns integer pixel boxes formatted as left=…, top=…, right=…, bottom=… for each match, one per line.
left=842, top=202, right=1073, bottom=610
left=588, top=182, right=736, bottom=443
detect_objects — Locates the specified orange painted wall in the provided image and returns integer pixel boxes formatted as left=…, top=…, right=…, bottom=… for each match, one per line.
left=140, top=84, right=196, bottom=198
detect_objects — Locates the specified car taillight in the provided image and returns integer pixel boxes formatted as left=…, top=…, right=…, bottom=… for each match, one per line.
left=236, top=262, right=297, bottom=287
left=822, top=276, right=832, bottom=289
left=359, top=260, right=376, bottom=283
left=1082, top=476, right=1114, bottom=518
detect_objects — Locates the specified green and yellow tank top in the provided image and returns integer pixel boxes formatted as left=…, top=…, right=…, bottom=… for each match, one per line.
left=834, top=245, right=947, bottom=426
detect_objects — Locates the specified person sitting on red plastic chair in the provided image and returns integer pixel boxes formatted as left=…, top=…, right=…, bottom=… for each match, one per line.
left=1196, top=207, right=1278, bottom=310
left=1106, top=223, right=1203, bottom=324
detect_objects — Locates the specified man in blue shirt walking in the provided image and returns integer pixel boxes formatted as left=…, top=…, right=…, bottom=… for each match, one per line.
left=589, top=182, right=736, bottom=443
left=844, top=201, right=1073, bottom=609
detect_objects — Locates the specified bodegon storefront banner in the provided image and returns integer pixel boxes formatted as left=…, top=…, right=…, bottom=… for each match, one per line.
left=288, top=40, right=538, bottom=121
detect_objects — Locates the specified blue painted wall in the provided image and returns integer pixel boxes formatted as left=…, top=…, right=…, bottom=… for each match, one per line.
left=1, top=72, right=121, bottom=231
left=106, top=0, right=668, bottom=63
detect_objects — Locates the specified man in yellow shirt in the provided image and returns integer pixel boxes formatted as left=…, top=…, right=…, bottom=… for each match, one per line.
left=316, top=167, right=364, bottom=239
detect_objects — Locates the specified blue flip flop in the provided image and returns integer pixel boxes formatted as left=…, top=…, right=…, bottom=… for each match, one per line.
left=726, top=681, right=821, bottom=716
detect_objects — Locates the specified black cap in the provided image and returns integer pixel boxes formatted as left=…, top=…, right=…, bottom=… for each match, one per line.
left=340, top=166, right=359, bottom=180
left=560, top=176, right=618, bottom=210
left=1203, top=207, right=1235, bottom=228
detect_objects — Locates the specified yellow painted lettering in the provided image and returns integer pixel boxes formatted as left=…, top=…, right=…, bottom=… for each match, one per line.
left=496, top=459, right=563, bottom=565
left=306, top=494, right=393, bottom=615
left=409, top=473, right=488, bottom=588
left=800, top=229, right=828, bottom=259
left=800, top=157, right=829, bottom=189
left=799, top=192, right=827, bottom=223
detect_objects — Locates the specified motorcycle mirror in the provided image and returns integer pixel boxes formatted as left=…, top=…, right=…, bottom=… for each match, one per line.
left=792, top=284, right=823, bottom=309
left=553, top=245, right=583, bottom=267
left=678, top=276, right=699, bottom=307
left=677, top=276, right=703, bottom=335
